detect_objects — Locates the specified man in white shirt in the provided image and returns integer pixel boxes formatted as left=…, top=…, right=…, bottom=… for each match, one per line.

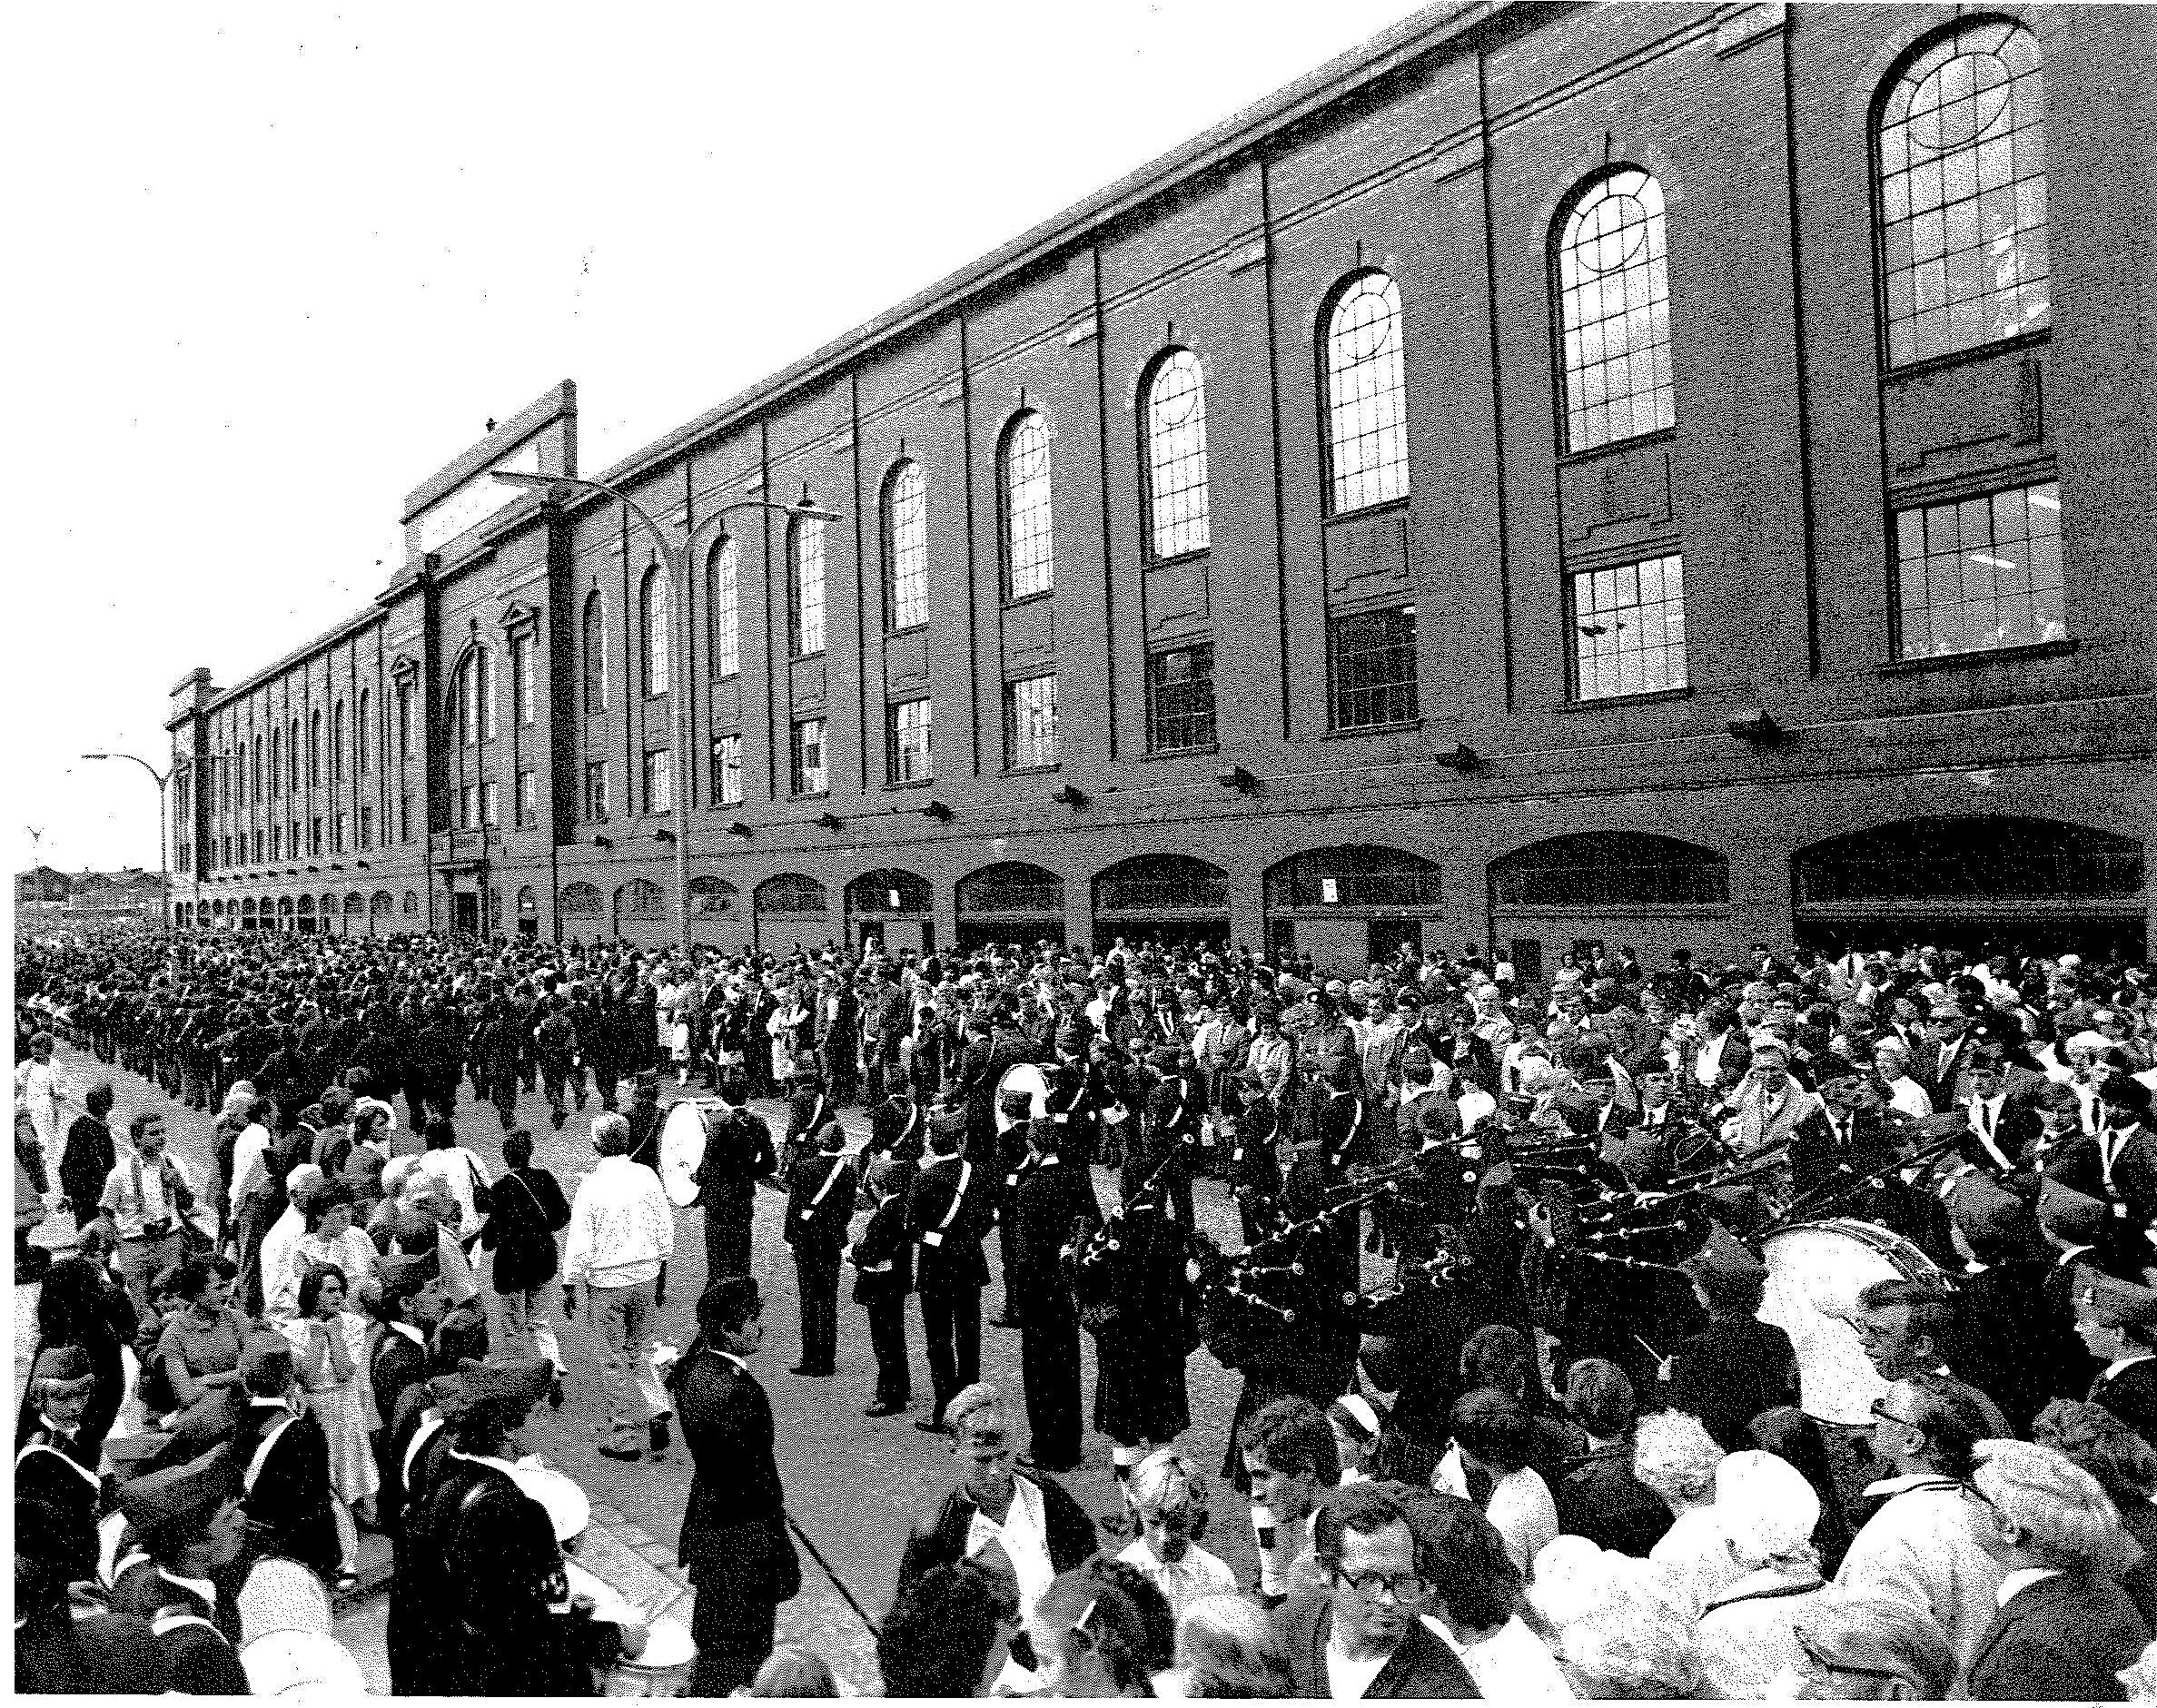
left=98, top=1111, right=196, bottom=1308
left=1872, top=1041, right=1935, bottom=1121
left=562, top=1111, right=676, bottom=1462
left=17, top=1032, right=74, bottom=1178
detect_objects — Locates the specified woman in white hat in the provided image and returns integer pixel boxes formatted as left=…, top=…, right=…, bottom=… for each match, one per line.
left=1694, top=1449, right=1826, bottom=1699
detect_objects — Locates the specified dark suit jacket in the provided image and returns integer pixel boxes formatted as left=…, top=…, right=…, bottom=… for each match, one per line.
left=1955, top=1259, right=2099, bottom=1434
left=1665, top=1318, right=1798, bottom=1454
left=673, top=1344, right=800, bottom=1606
left=1011, top=1157, right=1086, bottom=1320
left=1555, top=1441, right=1675, bottom=1557
left=784, top=1147, right=857, bottom=1256
left=236, top=1402, right=341, bottom=1580
left=1274, top=1588, right=1479, bottom=1699
left=849, top=1192, right=914, bottom=1303
left=891, top=1472, right=1097, bottom=1613
left=906, top=1156, right=991, bottom=1294
left=1963, top=1569, right=2146, bottom=1701
left=2092, top=1358, right=2157, bottom=1449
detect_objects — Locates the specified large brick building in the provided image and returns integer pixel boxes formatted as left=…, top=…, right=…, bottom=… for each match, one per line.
left=167, top=0, right=2156, bottom=971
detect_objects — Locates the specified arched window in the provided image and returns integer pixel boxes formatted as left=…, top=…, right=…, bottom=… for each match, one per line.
left=787, top=515, right=826, bottom=657
left=583, top=591, right=609, bottom=714
left=268, top=728, right=281, bottom=800
left=331, top=700, right=346, bottom=784
left=1143, top=349, right=1211, bottom=559
left=309, top=710, right=322, bottom=785
left=708, top=538, right=740, bottom=679
left=1001, top=411, right=1054, bottom=599
left=1554, top=168, right=1675, bottom=452
left=244, top=738, right=256, bottom=808
left=640, top=568, right=670, bottom=696
left=457, top=653, right=480, bottom=747
left=356, top=689, right=370, bottom=776
left=559, top=881, right=602, bottom=918
left=288, top=718, right=301, bottom=790
left=1876, top=20, right=2048, bottom=367
left=883, top=460, right=928, bottom=631
left=1321, top=272, right=1409, bottom=514
left=477, top=647, right=494, bottom=742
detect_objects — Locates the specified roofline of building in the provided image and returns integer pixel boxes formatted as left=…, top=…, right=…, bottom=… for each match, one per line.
left=401, top=380, right=578, bottom=525
left=187, top=602, right=389, bottom=725
left=449, top=0, right=1518, bottom=542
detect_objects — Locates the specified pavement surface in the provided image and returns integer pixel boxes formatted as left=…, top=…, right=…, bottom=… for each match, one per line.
left=15, top=1042, right=1271, bottom=1693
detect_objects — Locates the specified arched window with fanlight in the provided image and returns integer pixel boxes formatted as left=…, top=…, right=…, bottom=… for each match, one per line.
left=1143, top=349, right=1211, bottom=559
left=1553, top=168, right=1675, bottom=453
left=1000, top=411, right=1054, bottom=600
left=707, top=537, right=740, bottom=679
left=640, top=568, right=670, bottom=696
left=583, top=590, right=608, bottom=713
left=787, top=515, right=826, bottom=657
left=883, top=460, right=928, bottom=631
left=1875, top=19, right=2048, bottom=368
left=1321, top=272, right=1410, bottom=515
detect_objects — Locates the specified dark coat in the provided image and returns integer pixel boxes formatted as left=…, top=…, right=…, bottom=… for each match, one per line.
left=1664, top=1318, right=1799, bottom=1455
left=14, top=1429, right=102, bottom=1585
left=784, top=1147, right=857, bottom=1255
left=671, top=1344, right=800, bottom=1608
left=1955, top=1259, right=2099, bottom=1434
left=1554, top=1441, right=1676, bottom=1557
left=906, top=1155, right=991, bottom=1295
left=2091, top=1357, right=2157, bottom=1449
left=891, top=1471, right=1097, bottom=1613
left=1274, top=1587, right=1479, bottom=1699
left=849, top=1191, right=914, bottom=1304
left=58, top=1114, right=115, bottom=1213
left=1963, top=1569, right=2147, bottom=1701
left=234, top=1400, right=341, bottom=1580
left=482, top=1165, right=571, bottom=1295
left=1011, top=1155, right=1087, bottom=1321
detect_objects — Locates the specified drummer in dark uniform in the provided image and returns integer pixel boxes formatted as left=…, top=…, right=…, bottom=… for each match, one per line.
left=1011, top=1096, right=1088, bottom=1473
left=780, top=1068, right=836, bottom=1183
left=232, top=1332, right=344, bottom=1585
left=783, top=1111, right=856, bottom=1377
left=15, top=1346, right=103, bottom=1587
left=107, top=1449, right=252, bottom=1692
left=691, top=1098, right=778, bottom=1280
left=850, top=1159, right=915, bottom=1417
left=908, top=1105, right=990, bottom=1433
left=1222, top=1066, right=1285, bottom=1245
left=860, top=1085, right=927, bottom=1199
left=992, top=1084, right=1037, bottom=1330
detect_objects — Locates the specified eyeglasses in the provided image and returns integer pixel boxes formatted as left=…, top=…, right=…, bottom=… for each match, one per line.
left=1334, top=1568, right=1431, bottom=1606
left=1868, top=1397, right=1919, bottom=1430
left=1796, top=1629, right=1901, bottom=1683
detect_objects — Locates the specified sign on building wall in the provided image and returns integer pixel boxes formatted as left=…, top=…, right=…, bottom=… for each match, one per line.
left=412, top=436, right=551, bottom=556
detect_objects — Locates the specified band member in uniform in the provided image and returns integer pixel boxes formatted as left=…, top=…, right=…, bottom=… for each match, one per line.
left=1223, top=1068, right=1286, bottom=1245
left=908, top=1105, right=990, bottom=1433
left=693, top=1098, right=778, bottom=1281
left=993, top=1086, right=1037, bottom=1330
left=860, top=1085, right=927, bottom=1199
left=672, top=1275, right=801, bottom=1696
left=1084, top=1150, right=1195, bottom=1499
left=108, top=1448, right=252, bottom=1691
left=15, top=1346, right=102, bottom=1586
left=1044, top=1022, right=1105, bottom=1222
left=779, top=1068, right=836, bottom=1182
left=624, top=1071, right=666, bottom=1172
left=1011, top=1099, right=1088, bottom=1473
left=1139, top=1044, right=1202, bottom=1230
left=784, top=1112, right=856, bottom=1378
left=850, top=1159, right=915, bottom=1417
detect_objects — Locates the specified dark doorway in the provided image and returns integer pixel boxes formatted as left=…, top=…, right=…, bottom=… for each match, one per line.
left=1369, top=918, right=1422, bottom=964
left=1508, top=937, right=1543, bottom=984
left=452, top=892, right=480, bottom=935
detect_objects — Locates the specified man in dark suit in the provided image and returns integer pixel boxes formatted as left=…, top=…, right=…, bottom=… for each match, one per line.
left=849, top=1159, right=914, bottom=1417
left=1961, top=1436, right=2150, bottom=1701
left=1010, top=1102, right=1087, bottom=1472
left=2045, top=1075, right=2157, bottom=1280
left=1274, top=1480, right=1479, bottom=1699
left=2077, top=1266, right=2157, bottom=1447
left=783, top=1111, right=856, bottom=1377
left=1948, top=1177, right=2097, bottom=1435
left=907, top=1108, right=990, bottom=1432
left=1663, top=1229, right=1799, bottom=1453
left=693, top=1098, right=777, bottom=1281
left=673, top=1276, right=800, bottom=1697
left=1552, top=1359, right=1674, bottom=1556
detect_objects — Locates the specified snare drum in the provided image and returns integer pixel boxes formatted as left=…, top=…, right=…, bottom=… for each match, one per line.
left=1759, top=1218, right=1944, bottom=1425
left=604, top=1614, right=696, bottom=1697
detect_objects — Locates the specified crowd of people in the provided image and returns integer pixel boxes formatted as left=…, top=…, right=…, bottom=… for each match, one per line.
left=14, top=914, right=2157, bottom=1699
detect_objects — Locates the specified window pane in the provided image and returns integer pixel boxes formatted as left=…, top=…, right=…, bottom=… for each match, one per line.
left=710, top=538, right=741, bottom=679
left=645, top=750, right=672, bottom=815
left=1892, top=479, right=2066, bottom=659
left=1004, top=413, right=1055, bottom=598
left=644, top=573, right=670, bottom=696
left=1569, top=555, right=1689, bottom=700
left=1146, top=644, right=1217, bottom=751
left=712, top=734, right=743, bottom=805
left=1556, top=170, right=1676, bottom=452
left=888, top=697, right=934, bottom=784
left=789, top=518, right=826, bottom=656
left=886, top=462, right=929, bottom=629
left=1877, top=23, right=2048, bottom=365
left=792, top=719, right=827, bottom=795
left=1329, top=605, right=1420, bottom=730
left=1324, top=274, right=1410, bottom=513
left=1145, top=350, right=1212, bottom=558
left=1006, top=675, right=1059, bottom=769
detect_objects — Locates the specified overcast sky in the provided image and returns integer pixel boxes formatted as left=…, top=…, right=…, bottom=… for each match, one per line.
left=2, top=0, right=1427, bottom=877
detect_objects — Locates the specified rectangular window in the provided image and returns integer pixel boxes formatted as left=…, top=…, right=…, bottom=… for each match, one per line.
left=289, top=817, right=300, bottom=856
left=1146, top=643, right=1217, bottom=752
left=1005, top=674, right=1059, bottom=770
left=1329, top=605, right=1419, bottom=730
left=516, top=769, right=536, bottom=828
left=223, top=835, right=233, bottom=867
left=512, top=636, right=533, bottom=726
left=400, top=793, right=411, bottom=844
left=789, top=518, right=826, bottom=657
left=458, top=785, right=477, bottom=831
left=712, top=734, right=743, bottom=805
left=887, top=698, right=933, bottom=784
left=252, top=829, right=263, bottom=864
left=644, top=750, right=673, bottom=815
left=481, top=780, right=500, bottom=828
left=270, top=824, right=282, bottom=861
left=712, top=544, right=741, bottom=679
left=360, top=804, right=374, bottom=850
left=1568, top=554, right=1688, bottom=700
left=398, top=681, right=414, bottom=759
left=333, top=812, right=348, bottom=854
left=310, top=817, right=323, bottom=855
left=791, top=718, right=827, bottom=796
left=584, top=761, right=609, bottom=823
left=1893, top=480, right=2065, bottom=660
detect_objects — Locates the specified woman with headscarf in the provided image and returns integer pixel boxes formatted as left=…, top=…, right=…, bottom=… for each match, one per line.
left=1694, top=1450, right=1827, bottom=1699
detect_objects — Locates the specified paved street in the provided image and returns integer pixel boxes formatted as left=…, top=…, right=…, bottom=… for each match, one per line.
left=19, top=1043, right=1267, bottom=1693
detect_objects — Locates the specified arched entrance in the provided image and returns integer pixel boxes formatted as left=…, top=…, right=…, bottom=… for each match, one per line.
left=371, top=891, right=394, bottom=934
left=342, top=893, right=364, bottom=935
left=845, top=869, right=935, bottom=955
left=559, top=882, right=602, bottom=938
left=1263, top=845, right=1442, bottom=973
left=1092, top=854, right=1230, bottom=953
left=276, top=895, right=295, bottom=932
left=956, top=862, right=1065, bottom=951
left=753, top=874, right=829, bottom=951
left=1793, top=816, right=2146, bottom=960
left=1489, top=832, right=1730, bottom=984
left=688, top=876, right=741, bottom=946
left=615, top=878, right=668, bottom=943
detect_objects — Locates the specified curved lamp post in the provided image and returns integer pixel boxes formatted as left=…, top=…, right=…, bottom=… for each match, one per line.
left=81, top=751, right=171, bottom=927
left=492, top=470, right=839, bottom=955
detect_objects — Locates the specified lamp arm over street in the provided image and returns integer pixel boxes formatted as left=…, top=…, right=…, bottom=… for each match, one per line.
left=81, top=751, right=172, bottom=926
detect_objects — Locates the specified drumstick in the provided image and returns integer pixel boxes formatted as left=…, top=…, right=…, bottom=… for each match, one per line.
left=1633, top=1333, right=1667, bottom=1367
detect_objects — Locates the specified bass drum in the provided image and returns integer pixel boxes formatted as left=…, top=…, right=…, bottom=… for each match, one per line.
left=994, top=1062, right=1052, bottom=1133
left=658, top=1100, right=731, bottom=1209
left=1759, top=1218, right=1944, bottom=1426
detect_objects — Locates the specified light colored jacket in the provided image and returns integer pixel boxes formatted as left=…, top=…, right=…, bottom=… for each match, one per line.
left=1835, top=1474, right=2007, bottom=1672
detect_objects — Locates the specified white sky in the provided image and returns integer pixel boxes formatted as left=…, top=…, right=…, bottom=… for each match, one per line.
left=2, top=0, right=1428, bottom=876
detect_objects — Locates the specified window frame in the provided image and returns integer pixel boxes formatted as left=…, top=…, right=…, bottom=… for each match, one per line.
left=708, top=537, right=741, bottom=680
left=640, top=568, right=671, bottom=697
left=999, top=411, right=1056, bottom=602
left=1141, top=349, right=1212, bottom=563
left=643, top=748, right=674, bottom=816
left=1327, top=603, right=1420, bottom=733
left=1886, top=475, right=2066, bottom=664
left=1319, top=272, right=1411, bottom=518
left=787, top=515, right=826, bottom=658
left=886, top=696, right=934, bottom=785
left=583, top=759, right=610, bottom=824
left=583, top=591, right=609, bottom=715
left=711, top=732, right=744, bottom=806
left=1564, top=553, right=1691, bottom=704
left=1549, top=167, right=1678, bottom=457
left=1145, top=641, right=1219, bottom=754
left=790, top=717, right=829, bottom=798
left=883, top=459, right=930, bottom=632
left=1004, top=673, right=1060, bottom=772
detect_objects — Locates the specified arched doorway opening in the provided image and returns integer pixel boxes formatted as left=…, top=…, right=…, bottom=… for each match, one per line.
left=1092, top=854, right=1230, bottom=953
left=955, top=862, right=1065, bottom=951
left=753, top=874, right=829, bottom=951
left=615, top=879, right=668, bottom=943
left=559, top=881, right=602, bottom=939
left=1263, top=845, right=1442, bottom=973
left=371, top=891, right=394, bottom=935
left=1489, top=832, right=1730, bottom=984
left=516, top=884, right=539, bottom=940
left=688, top=876, right=741, bottom=947
left=1793, top=816, right=2146, bottom=960
left=845, top=869, right=935, bottom=955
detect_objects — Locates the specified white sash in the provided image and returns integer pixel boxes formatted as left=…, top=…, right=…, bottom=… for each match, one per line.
left=802, top=1156, right=848, bottom=1222
left=922, top=1160, right=972, bottom=1248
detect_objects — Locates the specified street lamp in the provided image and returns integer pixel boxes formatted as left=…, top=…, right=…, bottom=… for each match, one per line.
left=493, top=469, right=840, bottom=953
left=81, top=752, right=171, bottom=927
